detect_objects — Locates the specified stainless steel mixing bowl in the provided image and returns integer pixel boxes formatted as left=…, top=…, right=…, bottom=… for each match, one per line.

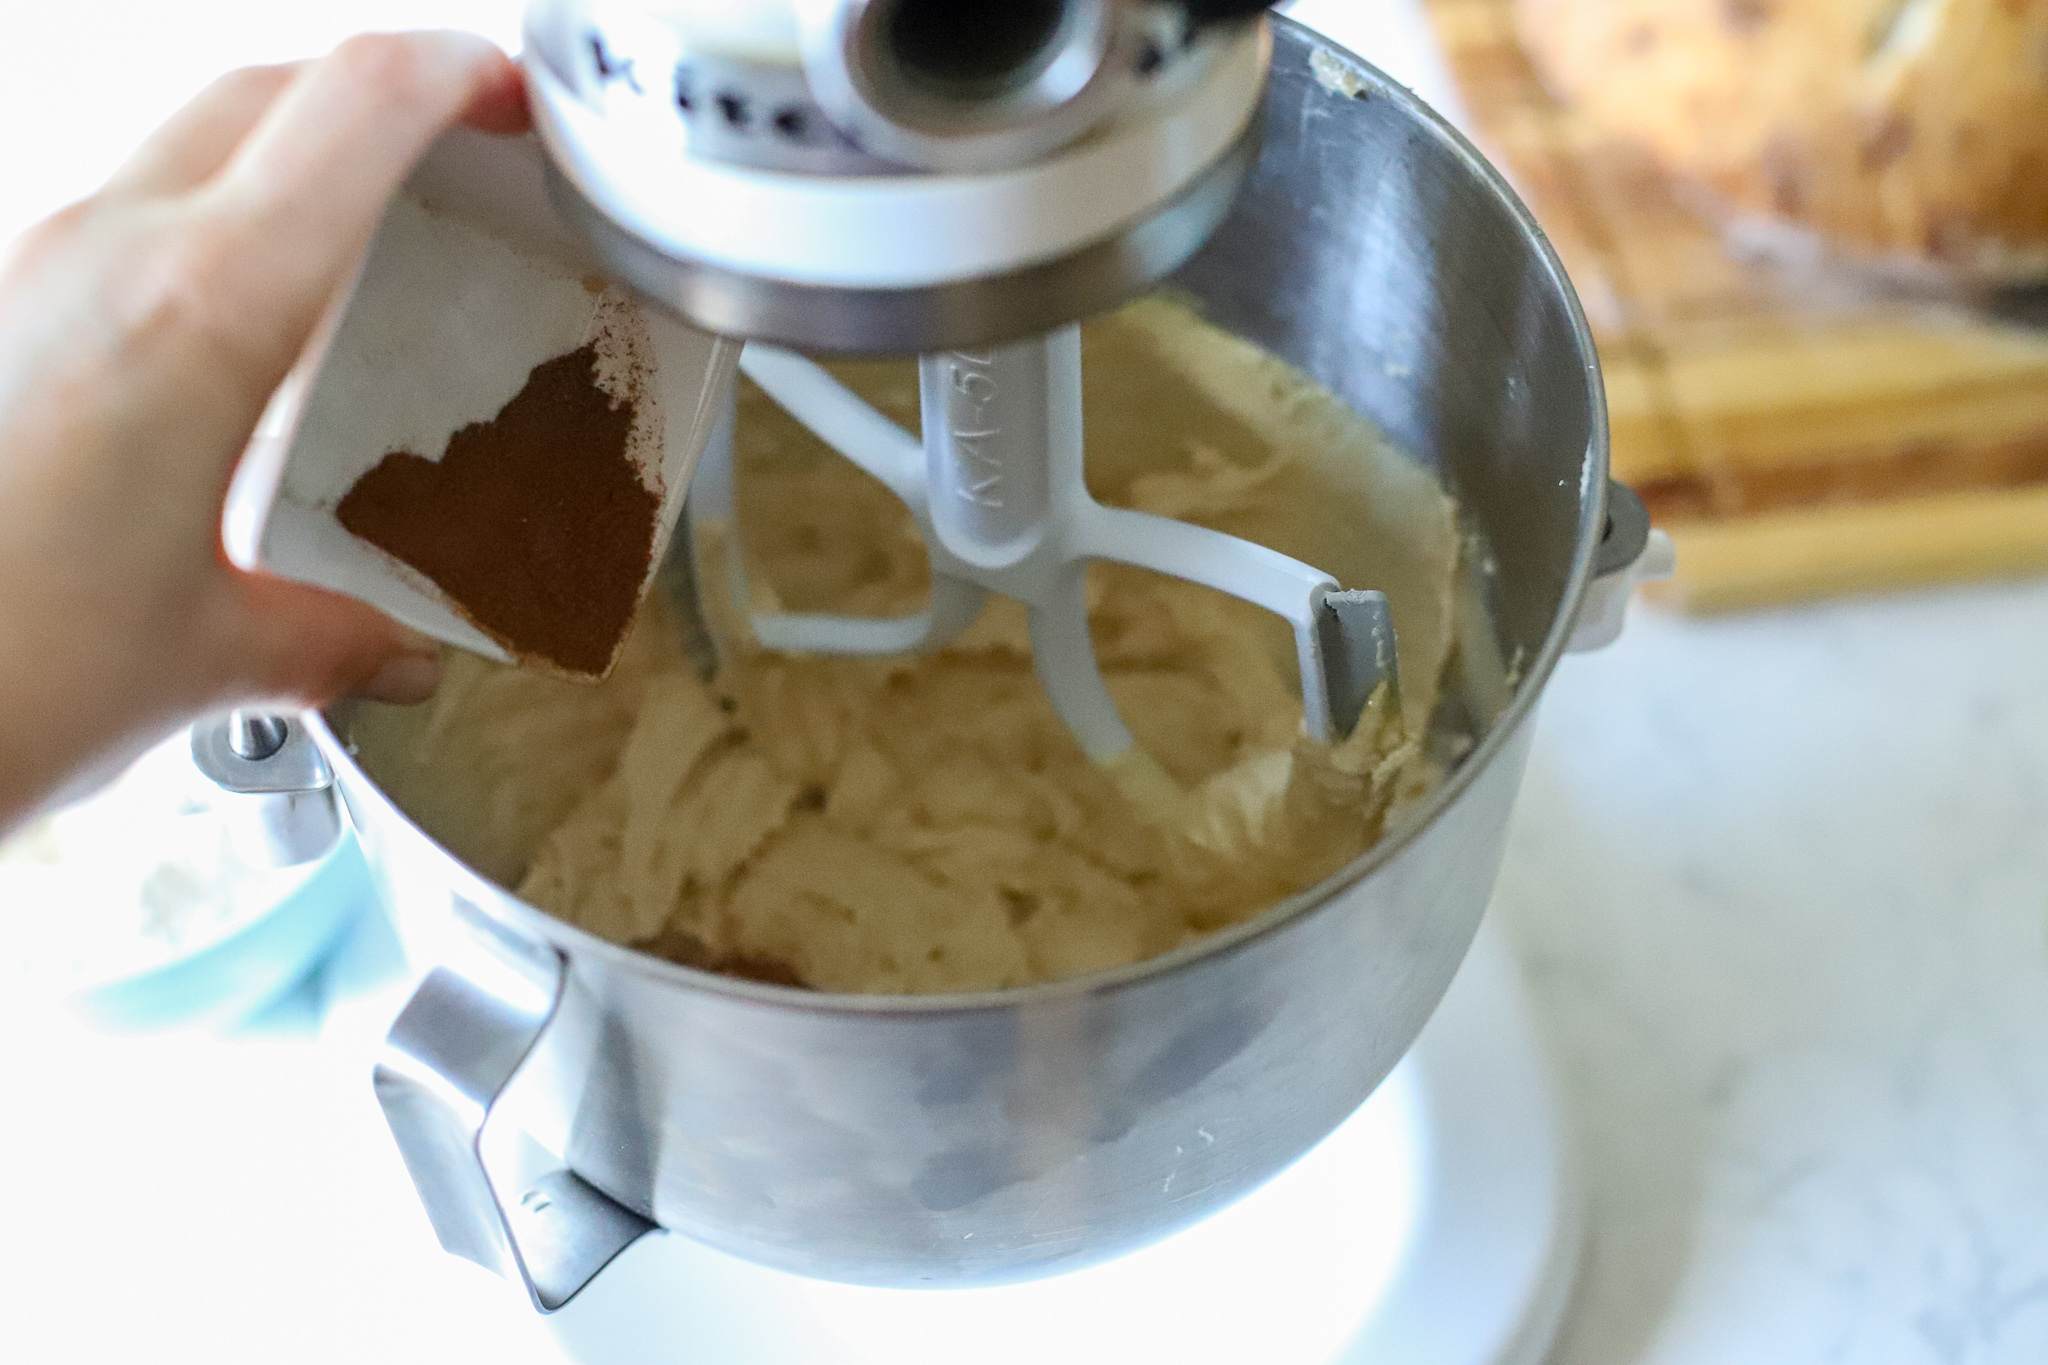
left=316, top=18, right=1618, bottom=1312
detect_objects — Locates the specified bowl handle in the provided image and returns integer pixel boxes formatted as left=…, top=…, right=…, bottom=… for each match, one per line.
left=372, top=905, right=655, bottom=1312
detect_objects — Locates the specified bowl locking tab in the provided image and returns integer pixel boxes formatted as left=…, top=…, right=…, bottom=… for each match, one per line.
left=189, top=711, right=345, bottom=867
left=1568, top=482, right=1676, bottom=653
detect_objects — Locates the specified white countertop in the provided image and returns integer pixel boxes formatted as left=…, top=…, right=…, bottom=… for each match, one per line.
left=4, top=4, right=2047, bottom=1363
left=1506, top=579, right=2048, bottom=1365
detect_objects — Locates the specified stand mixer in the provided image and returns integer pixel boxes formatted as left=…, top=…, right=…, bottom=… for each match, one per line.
left=520, top=0, right=1399, bottom=798
left=181, top=4, right=1654, bottom=1359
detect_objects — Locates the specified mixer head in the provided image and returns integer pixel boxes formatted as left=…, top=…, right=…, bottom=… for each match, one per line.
left=523, top=0, right=1280, bottom=351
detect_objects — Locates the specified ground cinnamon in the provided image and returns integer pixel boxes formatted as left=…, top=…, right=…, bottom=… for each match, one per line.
left=336, top=344, right=658, bottom=678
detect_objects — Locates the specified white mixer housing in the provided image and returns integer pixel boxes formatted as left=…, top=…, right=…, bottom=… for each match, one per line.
left=521, top=0, right=1278, bottom=349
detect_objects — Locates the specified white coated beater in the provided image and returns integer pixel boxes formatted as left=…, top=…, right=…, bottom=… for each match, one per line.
left=526, top=0, right=1400, bottom=773
left=689, top=327, right=1399, bottom=767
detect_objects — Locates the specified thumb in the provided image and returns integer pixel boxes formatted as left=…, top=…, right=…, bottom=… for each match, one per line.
left=223, top=571, right=444, bottom=706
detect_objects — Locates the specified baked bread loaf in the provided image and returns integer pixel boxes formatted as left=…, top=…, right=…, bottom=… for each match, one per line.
left=1514, top=0, right=2048, bottom=280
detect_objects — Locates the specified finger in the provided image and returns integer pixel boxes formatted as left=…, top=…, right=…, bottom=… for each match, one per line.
left=197, top=31, right=523, bottom=375
left=461, top=58, right=531, bottom=135
left=224, top=572, right=444, bottom=707
left=106, top=63, right=304, bottom=198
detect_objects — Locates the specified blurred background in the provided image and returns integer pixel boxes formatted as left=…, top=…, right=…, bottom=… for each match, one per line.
left=1, top=2, right=2045, bottom=1362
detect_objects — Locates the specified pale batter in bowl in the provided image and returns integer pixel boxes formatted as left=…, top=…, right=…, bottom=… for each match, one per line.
left=349, top=299, right=1463, bottom=994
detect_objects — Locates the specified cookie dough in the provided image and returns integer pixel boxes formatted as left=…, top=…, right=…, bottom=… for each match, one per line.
left=349, top=300, right=1463, bottom=995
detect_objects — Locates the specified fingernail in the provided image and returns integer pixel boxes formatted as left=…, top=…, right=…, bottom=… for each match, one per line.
left=363, top=652, right=443, bottom=705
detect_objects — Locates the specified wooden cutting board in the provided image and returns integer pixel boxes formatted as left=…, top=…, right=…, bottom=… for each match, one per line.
left=1423, top=0, right=2048, bottom=611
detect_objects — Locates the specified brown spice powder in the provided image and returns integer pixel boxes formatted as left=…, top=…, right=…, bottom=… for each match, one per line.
left=336, top=344, right=658, bottom=678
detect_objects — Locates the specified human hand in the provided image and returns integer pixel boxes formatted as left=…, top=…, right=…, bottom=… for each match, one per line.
left=0, top=32, right=529, bottom=831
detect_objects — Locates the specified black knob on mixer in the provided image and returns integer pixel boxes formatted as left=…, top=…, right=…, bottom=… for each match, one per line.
left=874, top=0, right=1073, bottom=98
left=1177, top=0, right=1282, bottom=23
